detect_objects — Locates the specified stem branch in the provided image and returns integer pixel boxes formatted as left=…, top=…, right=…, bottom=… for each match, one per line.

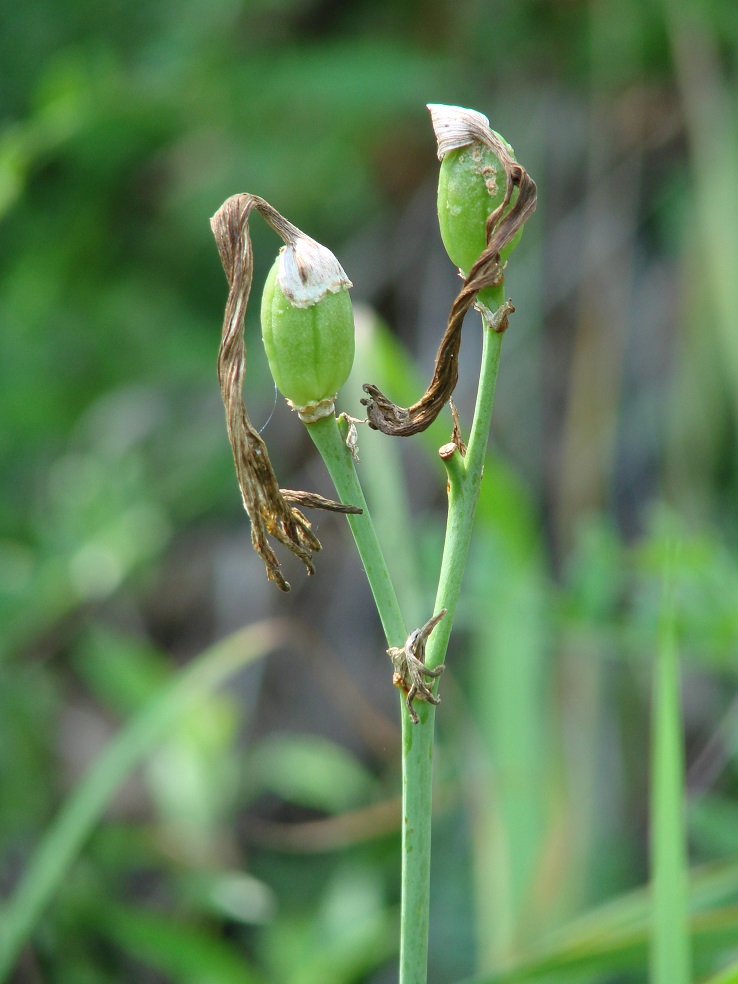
left=308, top=293, right=505, bottom=984
left=306, top=414, right=407, bottom=649
left=400, top=291, right=506, bottom=984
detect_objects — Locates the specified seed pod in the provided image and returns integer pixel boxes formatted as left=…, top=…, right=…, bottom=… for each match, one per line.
left=261, top=234, right=355, bottom=422
left=430, top=104, right=524, bottom=292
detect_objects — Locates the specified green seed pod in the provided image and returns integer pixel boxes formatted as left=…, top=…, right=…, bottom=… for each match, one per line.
left=429, top=104, right=524, bottom=300
left=437, top=142, right=523, bottom=274
left=261, top=234, right=355, bottom=421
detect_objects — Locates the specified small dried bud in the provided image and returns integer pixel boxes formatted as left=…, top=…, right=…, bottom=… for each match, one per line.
left=262, top=236, right=355, bottom=419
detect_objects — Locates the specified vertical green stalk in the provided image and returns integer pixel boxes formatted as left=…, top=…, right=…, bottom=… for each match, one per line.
left=308, top=290, right=504, bottom=984
left=650, top=543, right=690, bottom=984
left=400, top=294, right=505, bottom=984
left=305, top=414, right=407, bottom=650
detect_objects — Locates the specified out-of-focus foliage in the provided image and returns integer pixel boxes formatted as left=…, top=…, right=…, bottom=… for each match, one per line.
left=2, top=0, right=738, bottom=981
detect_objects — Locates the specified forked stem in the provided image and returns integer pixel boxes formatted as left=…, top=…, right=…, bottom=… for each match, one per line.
left=308, top=289, right=506, bottom=984
left=399, top=289, right=506, bottom=984
left=306, top=414, right=407, bottom=650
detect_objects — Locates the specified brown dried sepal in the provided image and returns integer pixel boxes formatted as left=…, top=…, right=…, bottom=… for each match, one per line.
left=388, top=609, right=447, bottom=724
left=361, top=145, right=536, bottom=438
left=281, top=490, right=361, bottom=515
left=449, top=399, right=467, bottom=456
left=211, top=194, right=360, bottom=591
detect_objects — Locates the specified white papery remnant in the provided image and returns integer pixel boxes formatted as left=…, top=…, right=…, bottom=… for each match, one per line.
left=427, top=103, right=515, bottom=166
left=427, top=104, right=492, bottom=159
left=277, top=235, right=352, bottom=309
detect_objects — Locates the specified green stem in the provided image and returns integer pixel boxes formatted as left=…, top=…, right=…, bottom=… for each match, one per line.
left=400, top=294, right=505, bottom=984
left=308, top=298, right=504, bottom=984
left=306, top=414, right=407, bottom=649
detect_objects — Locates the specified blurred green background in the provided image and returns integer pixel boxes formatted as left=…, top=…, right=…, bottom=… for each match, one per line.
left=2, top=0, right=738, bottom=981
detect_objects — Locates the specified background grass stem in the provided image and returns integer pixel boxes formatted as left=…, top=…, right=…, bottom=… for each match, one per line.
left=649, top=542, right=690, bottom=984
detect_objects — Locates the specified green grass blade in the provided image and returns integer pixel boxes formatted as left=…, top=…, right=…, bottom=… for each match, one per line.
left=451, top=847, right=738, bottom=981
left=462, top=905, right=738, bottom=984
left=701, top=956, right=738, bottom=984
left=97, top=903, right=266, bottom=984
left=548, top=854, right=738, bottom=943
left=0, top=620, right=284, bottom=981
left=650, top=544, right=691, bottom=984
left=466, top=544, right=548, bottom=968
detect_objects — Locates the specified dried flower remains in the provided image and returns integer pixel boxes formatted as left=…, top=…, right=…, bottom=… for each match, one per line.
left=388, top=609, right=447, bottom=724
left=211, top=194, right=360, bottom=592
left=361, top=104, right=537, bottom=438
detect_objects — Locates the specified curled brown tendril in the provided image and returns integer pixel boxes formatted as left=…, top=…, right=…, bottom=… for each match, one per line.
left=211, top=194, right=361, bottom=592
left=361, top=143, right=537, bottom=438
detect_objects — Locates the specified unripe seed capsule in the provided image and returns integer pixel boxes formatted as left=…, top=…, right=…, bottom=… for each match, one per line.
left=429, top=104, right=524, bottom=308
left=261, top=235, right=355, bottom=421
left=437, top=141, right=522, bottom=276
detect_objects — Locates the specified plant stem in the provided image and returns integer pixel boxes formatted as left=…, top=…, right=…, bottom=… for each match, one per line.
left=400, top=294, right=505, bottom=984
left=306, top=414, right=407, bottom=649
left=309, top=298, right=504, bottom=984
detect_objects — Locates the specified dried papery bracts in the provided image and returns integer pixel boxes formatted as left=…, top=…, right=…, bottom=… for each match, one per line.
left=211, top=194, right=359, bottom=591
